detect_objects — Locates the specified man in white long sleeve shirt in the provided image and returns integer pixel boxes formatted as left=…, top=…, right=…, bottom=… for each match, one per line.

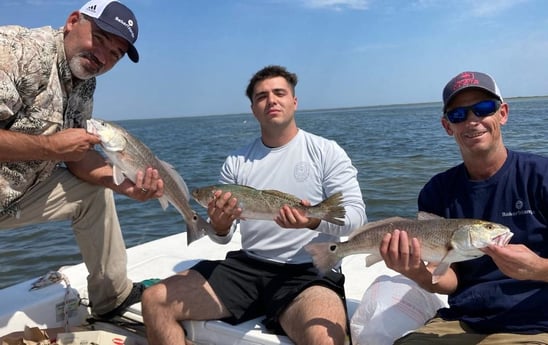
left=142, top=65, right=367, bottom=345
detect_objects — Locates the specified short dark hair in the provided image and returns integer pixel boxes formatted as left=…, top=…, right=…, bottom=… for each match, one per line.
left=245, top=65, right=298, bottom=103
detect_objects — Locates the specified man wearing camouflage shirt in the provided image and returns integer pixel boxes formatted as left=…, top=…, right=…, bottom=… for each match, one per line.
left=0, top=0, right=162, bottom=318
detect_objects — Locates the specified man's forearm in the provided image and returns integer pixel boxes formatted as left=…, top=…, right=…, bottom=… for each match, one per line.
left=65, top=150, right=115, bottom=189
left=0, top=130, right=55, bottom=161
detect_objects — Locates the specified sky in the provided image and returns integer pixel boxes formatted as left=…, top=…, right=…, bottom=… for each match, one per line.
left=1, top=0, right=548, bottom=120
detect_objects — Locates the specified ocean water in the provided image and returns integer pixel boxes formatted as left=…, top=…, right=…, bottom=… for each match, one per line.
left=1, top=97, right=547, bottom=289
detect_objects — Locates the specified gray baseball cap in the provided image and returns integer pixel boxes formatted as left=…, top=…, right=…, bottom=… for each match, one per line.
left=442, top=71, right=503, bottom=111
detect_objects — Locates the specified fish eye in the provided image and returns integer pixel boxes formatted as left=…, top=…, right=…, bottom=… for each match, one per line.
left=486, top=224, right=494, bottom=230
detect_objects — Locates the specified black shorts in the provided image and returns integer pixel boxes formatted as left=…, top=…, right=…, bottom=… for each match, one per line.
left=191, top=250, right=348, bottom=334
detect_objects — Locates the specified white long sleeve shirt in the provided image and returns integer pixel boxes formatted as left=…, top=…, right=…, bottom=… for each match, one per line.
left=210, top=129, right=366, bottom=264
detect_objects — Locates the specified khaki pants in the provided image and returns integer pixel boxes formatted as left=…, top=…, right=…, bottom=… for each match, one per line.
left=0, top=168, right=132, bottom=315
left=394, top=317, right=548, bottom=345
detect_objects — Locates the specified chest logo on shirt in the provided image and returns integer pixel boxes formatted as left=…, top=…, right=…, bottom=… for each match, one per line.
left=294, top=162, right=310, bottom=182
left=501, top=199, right=534, bottom=217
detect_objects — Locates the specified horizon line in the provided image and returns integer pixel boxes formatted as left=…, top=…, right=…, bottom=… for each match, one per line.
left=113, top=95, right=548, bottom=122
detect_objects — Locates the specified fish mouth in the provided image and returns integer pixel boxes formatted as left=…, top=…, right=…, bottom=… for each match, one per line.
left=86, top=120, right=98, bottom=135
left=492, top=232, right=513, bottom=246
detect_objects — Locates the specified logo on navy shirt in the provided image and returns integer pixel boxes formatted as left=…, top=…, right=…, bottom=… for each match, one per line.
left=502, top=199, right=534, bottom=217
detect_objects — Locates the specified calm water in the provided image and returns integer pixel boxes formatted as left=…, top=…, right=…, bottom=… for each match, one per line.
left=1, top=97, right=547, bottom=289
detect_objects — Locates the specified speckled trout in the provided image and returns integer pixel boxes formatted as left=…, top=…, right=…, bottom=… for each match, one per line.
left=192, top=184, right=346, bottom=226
left=86, top=119, right=215, bottom=245
left=305, top=212, right=513, bottom=283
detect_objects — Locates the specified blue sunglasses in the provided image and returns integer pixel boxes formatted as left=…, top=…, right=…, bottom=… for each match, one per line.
left=445, top=99, right=502, bottom=124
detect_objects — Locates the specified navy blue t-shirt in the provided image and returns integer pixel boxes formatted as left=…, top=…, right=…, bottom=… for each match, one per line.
left=418, top=149, right=548, bottom=334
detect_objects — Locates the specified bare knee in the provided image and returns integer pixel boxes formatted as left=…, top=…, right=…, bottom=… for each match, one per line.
left=142, top=270, right=220, bottom=323
left=281, top=286, right=347, bottom=345
left=141, top=282, right=170, bottom=318
left=302, top=322, right=346, bottom=345
left=142, top=283, right=161, bottom=306
left=141, top=280, right=189, bottom=345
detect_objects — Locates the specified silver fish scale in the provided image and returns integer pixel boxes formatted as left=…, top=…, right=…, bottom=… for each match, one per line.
left=240, top=190, right=303, bottom=213
left=223, top=185, right=302, bottom=206
left=350, top=219, right=457, bottom=245
left=118, top=135, right=162, bottom=177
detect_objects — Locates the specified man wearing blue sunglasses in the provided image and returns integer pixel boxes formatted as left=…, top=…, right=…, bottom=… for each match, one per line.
left=381, top=71, right=548, bottom=344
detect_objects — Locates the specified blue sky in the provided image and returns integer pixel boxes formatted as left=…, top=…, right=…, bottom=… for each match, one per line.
left=2, top=0, right=548, bottom=120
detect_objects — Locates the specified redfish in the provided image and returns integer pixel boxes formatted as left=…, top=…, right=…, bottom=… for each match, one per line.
left=86, top=119, right=215, bottom=245
left=305, top=212, right=513, bottom=283
left=192, top=184, right=346, bottom=226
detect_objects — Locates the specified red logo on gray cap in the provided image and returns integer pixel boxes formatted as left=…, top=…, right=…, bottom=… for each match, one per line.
left=452, top=72, right=480, bottom=91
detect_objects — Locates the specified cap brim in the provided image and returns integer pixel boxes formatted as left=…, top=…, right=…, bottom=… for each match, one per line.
left=126, top=45, right=139, bottom=63
left=92, top=18, right=139, bottom=63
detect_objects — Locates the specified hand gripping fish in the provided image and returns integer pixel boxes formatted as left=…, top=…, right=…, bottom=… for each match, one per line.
left=305, top=212, right=513, bottom=283
left=192, top=184, right=346, bottom=226
left=86, top=119, right=215, bottom=245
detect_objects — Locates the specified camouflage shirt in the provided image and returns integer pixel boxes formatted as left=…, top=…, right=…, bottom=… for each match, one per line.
left=0, top=25, right=96, bottom=216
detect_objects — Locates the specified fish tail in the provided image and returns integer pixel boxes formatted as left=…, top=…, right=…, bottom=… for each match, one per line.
left=186, top=213, right=208, bottom=245
left=313, top=192, right=346, bottom=226
left=304, top=242, right=342, bottom=275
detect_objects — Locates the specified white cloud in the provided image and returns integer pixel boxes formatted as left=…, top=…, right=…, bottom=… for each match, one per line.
left=300, top=0, right=370, bottom=10
left=0, top=0, right=74, bottom=6
left=467, top=0, right=528, bottom=17
left=405, top=0, right=529, bottom=17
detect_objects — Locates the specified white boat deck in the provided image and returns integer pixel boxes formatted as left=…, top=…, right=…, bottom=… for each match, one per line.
left=0, top=231, right=444, bottom=344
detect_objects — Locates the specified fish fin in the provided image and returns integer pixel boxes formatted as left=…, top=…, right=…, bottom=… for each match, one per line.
left=314, top=192, right=346, bottom=226
left=304, top=242, right=341, bottom=275
left=263, top=189, right=302, bottom=203
left=348, top=216, right=407, bottom=238
left=112, top=165, right=126, bottom=185
left=417, top=211, right=444, bottom=220
left=186, top=212, right=209, bottom=245
left=431, top=261, right=451, bottom=284
left=159, top=160, right=190, bottom=200
left=158, top=196, right=169, bottom=211
left=365, top=253, right=383, bottom=267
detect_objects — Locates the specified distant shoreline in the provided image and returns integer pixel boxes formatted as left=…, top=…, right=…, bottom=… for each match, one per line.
left=297, top=95, right=548, bottom=115
left=119, top=95, right=548, bottom=122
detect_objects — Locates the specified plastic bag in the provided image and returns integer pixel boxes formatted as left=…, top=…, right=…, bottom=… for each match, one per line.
left=350, top=274, right=447, bottom=345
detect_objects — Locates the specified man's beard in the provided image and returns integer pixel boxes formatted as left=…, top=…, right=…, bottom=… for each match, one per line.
left=69, top=53, right=102, bottom=80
